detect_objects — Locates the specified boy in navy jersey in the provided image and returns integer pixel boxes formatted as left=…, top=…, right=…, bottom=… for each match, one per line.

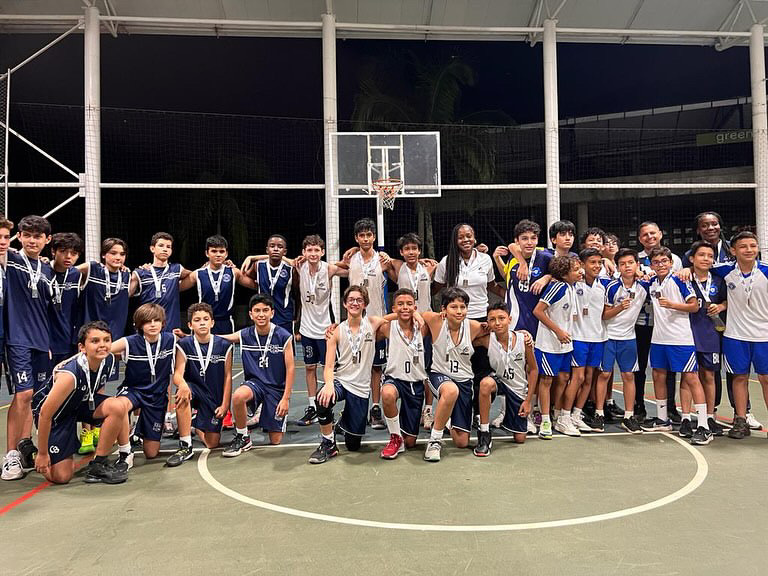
left=2, top=215, right=53, bottom=481
left=49, top=233, right=83, bottom=366
left=32, top=321, right=128, bottom=484
left=179, top=235, right=256, bottom=335
left=250, top=235, right=300, bottom=335
left=223, top=294, right=295, bottom=456
left=167, top=303, right=233, bottom=466
left=111, top=303, right=176, bottom=461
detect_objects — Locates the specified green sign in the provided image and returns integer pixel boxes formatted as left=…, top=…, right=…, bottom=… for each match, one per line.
left=696, top=130, right=752, bottom=147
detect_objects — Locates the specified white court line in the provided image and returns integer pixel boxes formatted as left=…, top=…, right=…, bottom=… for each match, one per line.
left=196, top=432, right=709, bottom=532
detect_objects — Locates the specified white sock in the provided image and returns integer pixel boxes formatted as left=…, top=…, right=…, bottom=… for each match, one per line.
left=118, top=443, right=131, bottom=455
left=385, top=415, right=401, bottom=436
left=572, top=407, right=583, bottom=419
left=308, top=396, right=316, bottom=409
left=657, top=400, right=668, bottom=421
left=429, top=427, right=443, bottom=442
left=322, top=432, right=334, bottom=441
left=707, top=413, right=715, bottom=420
left=479, top=423, right=490, bottom=432
left=695, top=404, right=709, bottom=429
left=682, top=413, right=691, bottom=421
left=373, top=402, right=380, bottom=409
left=624, top=410, right=634, bottom=418
left=596, top=409, right=605, bottom=416
left=541, top=414, right=551, bottom=423
left=236, top=427, right=248, bottom=437
left=180, top=435, right=192, bottom=446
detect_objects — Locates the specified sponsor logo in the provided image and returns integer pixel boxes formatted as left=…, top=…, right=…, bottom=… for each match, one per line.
left=531, top=267, right=542, bottom=277
left=37, top=372, right=47, bottom=382
left=727, top=282, right=736, bottom=290
left=49, top=446, right=60, bottom=454
left=153, top=422, right=162, bottom=432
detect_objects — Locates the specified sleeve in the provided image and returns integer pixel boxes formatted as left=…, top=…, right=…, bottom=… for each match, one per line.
left=539, top=251, right=553, bottom=273
left=638, top=280, right=652, bottom=295
left=434, top=258, right=447, bottom=283
left=673, top=277, right=695, bottom=300
left=502, top=258, right=517, bottom=284
left=540, top=282, right=566, bottom=306
left=671, top=254, right=683, bottom=272
left=484, top=254, right=495, bottom=282
left=605, top=282, right=618, bottom=305
left=710, top=262, right=734, bottom=279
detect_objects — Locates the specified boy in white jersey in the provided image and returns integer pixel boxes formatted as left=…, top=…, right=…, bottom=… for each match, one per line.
left=473, top=303, right=537, bottom=456
left=595, top=249, right=646, bottom=433
left=308, top=285, right=390, bottom=464
left=533, top=255, right=581, bottom=439
left=378, top=289, right=428, bottom=459
left=420, top=288, right=487, bottom=462
left=639, top=246, right=712, bottom=445
left=294, top=235, right=348, bottom=426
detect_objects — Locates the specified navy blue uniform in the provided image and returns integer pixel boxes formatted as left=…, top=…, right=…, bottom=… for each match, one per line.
left=134, top=263, right=182, bottom=331
left=239, top=323, right=292, bottom=432
left=33, top=354, right=115, bottom=465
left=80, top=262, right=131, bottom=340
left=196, top=265, right=236, bottom=334
left=5, top=250, right=54, bottom=392
left=176, top=335, right=232, bottom=432
left=256, top=261, right=294, bottom=333
left=117, top=332, right=176, bottom=441
left=49, top=267, right=81, bottom=365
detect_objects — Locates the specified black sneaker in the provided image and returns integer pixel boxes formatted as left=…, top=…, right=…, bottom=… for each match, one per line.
left=130, top=434, right=143, bottom=450
left=634, top=404, right=648, bottom=421
left=165, top=441, right=194, bottom=467
left=621, top=416, right=642, bottom=434
left=603, top=409, right=618, bottom=424
left=17, top=438, right=38, bottom=470
left=691, top=426, right=713, bottom=445
left=297, top=405, right=318, bottom=426
left=369, top=405, right=385, bottom=430
left=84, top=457, right=128, bottom=484
left=727, top=416, right=751, bottom=439
left=114, top=451, right=134, bottom=473
left=641, top=417, right=673, bottom=432
left=473, top=430, right=492, bottom=457
left=589, top=414, right=605, bottom=432
left=222, top=434, right=252, bottom=458
left=607, top=402, right=624, bottom=418
left=668, top=407, right=683, bottom=425
left=678, top=419, right=693, bottom=438
left=583, top=400, right=596, bottom=419
left=708, top=417, right=725, bottom=437
left=308, top=437, right=338, bottom=464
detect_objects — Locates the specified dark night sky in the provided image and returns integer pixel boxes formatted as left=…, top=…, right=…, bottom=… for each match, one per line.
left=0, top=33, right=753, bottom=122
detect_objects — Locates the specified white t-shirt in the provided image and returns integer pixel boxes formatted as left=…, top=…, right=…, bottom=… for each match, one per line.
left=434, top=249, right=495, bottom=319
left=713, top=261, right=768, bottom=342
left=636, top=250, right=683, bottom=327
left=647, top=274, right=696, bottom=346
left=534, top=281, right=576, bottom=354
left=604, top=279, right=648, bottom=341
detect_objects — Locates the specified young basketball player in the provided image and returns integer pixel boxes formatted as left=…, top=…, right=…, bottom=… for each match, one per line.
left=49, top=233, right=83, bottom=367
left=32, top=321, right=128, bottom=484
left=223, top=294, right=295, bottom=455
left=250, top=235, right=301, bottom=335
left=473, top=303, right=538, bottom=456
left=167, top=303, right=233, bottom=466
left=2, top=215, right=53, bottom=481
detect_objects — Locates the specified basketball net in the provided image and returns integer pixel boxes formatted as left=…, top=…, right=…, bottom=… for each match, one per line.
left=372, top=178, right=402, bottom=211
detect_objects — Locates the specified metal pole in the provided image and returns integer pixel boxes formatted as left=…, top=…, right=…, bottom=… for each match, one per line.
left=543, top=19, right=561, bottom=246
left=750, top=23, right=768, bottom=256
left=84, top=5, right=101, bottom=261
left=322, top=9, right=340, bottom=311
left=4, top=68, right=10, bottom=217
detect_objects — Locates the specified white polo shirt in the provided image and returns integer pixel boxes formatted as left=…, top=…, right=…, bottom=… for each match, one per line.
left=434, top=249, right=495, bottom=320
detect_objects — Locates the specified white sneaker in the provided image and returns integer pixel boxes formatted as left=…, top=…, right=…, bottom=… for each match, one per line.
left=746, top=412, right=763, bottom=430
left=554, top=415, right=581, bottom=437
left=422, top=406, right=434, bottom=430
left=1, top=451, right=24, bottom=481
left=571, top=413, right=592, bottom=433
left=527, top=414, right=537, bottom=435
left=423, top=440, right=442, bottom=462
left=491, top=406, right=506, bottom=428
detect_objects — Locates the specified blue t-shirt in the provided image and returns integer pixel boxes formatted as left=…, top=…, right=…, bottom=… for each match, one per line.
left=689, top=273, right=726, bottom=354
left=239, top=323, right=292, bottom=390
left=503, top=249, right=552, bottom=337
left=5, top=250, right=54, bottom=351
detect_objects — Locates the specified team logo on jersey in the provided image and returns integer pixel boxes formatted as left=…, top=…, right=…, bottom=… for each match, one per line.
left=460, top=347, right=471, bottom=356
left=153, top=422, right=162, bottom=432
left=364, top=334, right=374, bottom=342
left=100, top=375, right=107, bottom=387
left=49, top=445, right=60, bottom=454
left=513, top=353, right=524, bottom=361
left=563, top=303, right=570, bottom=310
left=280, top=270, right=289, bottom=278
left=709, top=286, right=717, bottom=295
left=576, top=288, right=584, bottom=296
left=531, top=267, right=542, bottom=277
left=37, top=372, right=47, bottom=382
left=727, top=282, right=736, bottom=290
left=223, top=274, right=233, bottom=282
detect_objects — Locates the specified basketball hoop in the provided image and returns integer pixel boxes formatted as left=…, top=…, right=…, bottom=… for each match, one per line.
left=372, top=178, right=402, bottom=211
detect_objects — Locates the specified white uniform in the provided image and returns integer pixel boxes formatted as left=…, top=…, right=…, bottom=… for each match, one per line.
left=647, top=275, right=696, bottom=346
left=431, top=319, right=474, bottom=381
left=396, top=262, right=432, bottom=312
left=573, top=279, right=608, bottom=342
left=298, top=261, right=333, bottom=340
left=604, top=280, right=648, bottom=340
left=385, top=322, right=428, bottom=382
left=534, top=281, right=577, bottom=354
left=434, top=249, right=495, bottom=319
left=636, top=250, right=682, bottom=327
left=488, top=328, right=528, bottom=398
left=349, top=251, right=387, bottom=317
left=335, top=318, right=376, bottom=398
left=713, top=262, right=768, bottom=342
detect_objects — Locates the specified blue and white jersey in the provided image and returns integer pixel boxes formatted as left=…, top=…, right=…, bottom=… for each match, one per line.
left=34, top=353, right=115, bottom=426
left=197, top=265, right=236, bottom=322
left=256, top=261, right=294, bottom=328
left=176, top=334, right=232, bottom=395
left=239, top=323, right=291, bottom=390
left=48, top=267, right=81, bottom=355
left=81, top=262, right=131, bottom=340
left=503, top=250, right=552, bottom=337
left=711, top=261, right=768, bottom=342
left=535, top=281, right=576, bottom=353
left=120, top=332, right=176, bottom=397
left=5, top=249, right=54, bottom=351
left=636, top=250, right=683, bottom=327
left=604, top=279, right=647, bottom=341
left=647, top=274, right=696, bottom=345
left=349, top=251, right=388, bottom=317
left=689, top=272, right=726, bottom=354
left=134, top=262, right=182, bottom=330
left=572, top=278, right=610, bottom=343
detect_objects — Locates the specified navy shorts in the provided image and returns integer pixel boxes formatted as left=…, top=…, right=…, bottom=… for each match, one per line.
left=117, top=387, right=166, bottom=442
left=300, top=335, right=326, bottom=367
left=382, top=377, right=424, bottom=437
left=243, top=380, right=287, bottom=433
left=696, top=352, right=720, bottom=372
left=45, top=393, right=109, bottom=465
left=427, top=371, right=473, bottom=433
left=190, top=382, right=224, bottom=433
left=212, top=317, right=235, bottom=336
left=333, top=380, right=369, bottom=437
left=373, top=338, right=387, bottom=367
left=7, top=345, right=51, bottom=393
left=492, top=378, right=528, bottom=435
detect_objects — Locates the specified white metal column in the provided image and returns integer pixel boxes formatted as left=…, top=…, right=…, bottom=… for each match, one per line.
left=84, top=5, right=101, bottom=261
left=750, top=23, right=768, bottom=256
left=322, top=8, right=340, bottom=310
left=543, top=19, right=561, bottom=245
